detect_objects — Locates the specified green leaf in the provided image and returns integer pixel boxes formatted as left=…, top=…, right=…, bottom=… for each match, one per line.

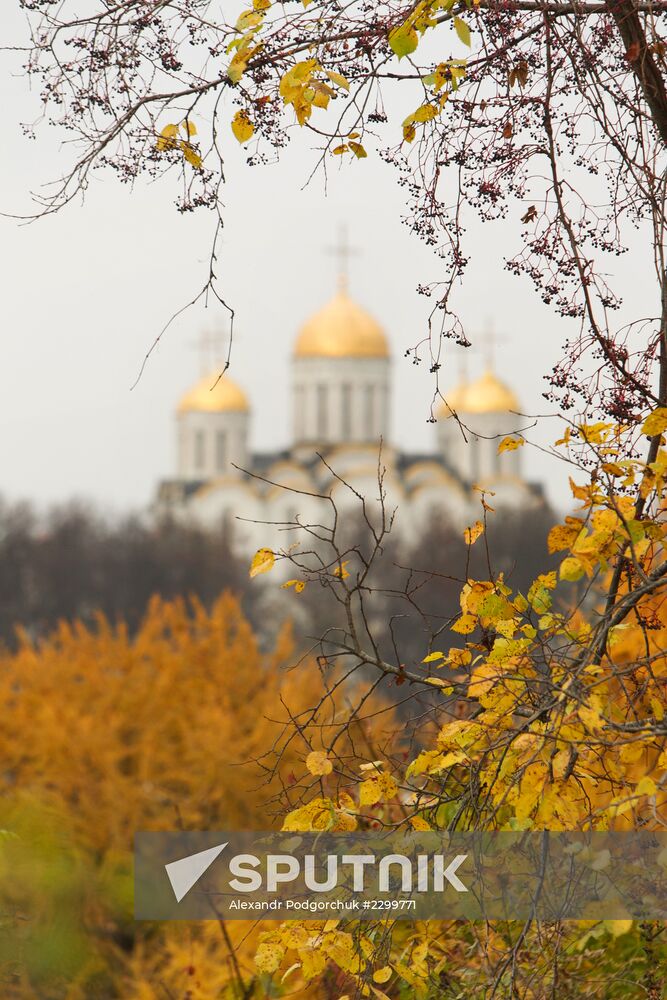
left=388, top=23, right=419, bottom=59
left=236, top=9, right=263, bottom=30
left=453, top=16, right=471, bottom=47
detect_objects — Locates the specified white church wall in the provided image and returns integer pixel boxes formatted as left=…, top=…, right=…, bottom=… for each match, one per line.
left=187, top=479, right=263, bottom=546
left=292, top=356, right=390, bottom=445
left=439, top=411, right=523, bottom=483
left=177, top=410, right=249, bottom=480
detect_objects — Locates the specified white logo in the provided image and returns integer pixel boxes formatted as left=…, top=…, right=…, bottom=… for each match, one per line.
left=165, top=842, right=228, bottom=902
left=165, top=844, right=468, bottom=902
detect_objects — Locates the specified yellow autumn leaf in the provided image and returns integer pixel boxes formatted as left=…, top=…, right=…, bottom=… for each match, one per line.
left=348, top=141, right=367, bottom=158
left=359, top=771, right=398, bottom=806
left=579, top=421, right=612, bottom=444
left=453, top=15, right=471, bottom=46
left=156, top=123, right=179, bottom=150
left=559, top=556, right=585, bottom=582
left=422, top=650, right=445, bottom=663
left=448, top=647, right=472, bottom=668
left=359, top=760, right=385, bottom=772
left=282, top=578, right=306, bottom=593
left=373, top=967, right=392, bottom=984
left=547, top=521, right=582, bottom=553
left=463, top=520, right=484, bottom=545
left=402, top=122, right=417, bottom=143
left=180, top=140, right=202, bottom=168
left=327, top=70, right=350, bottom=90
left=451, top=612, right=477, bottom=634
left=603, top=919, right=633, bottom=938
left=425, top=678, right=454, bottom=693
left=236, top=8, right=263, bottom=30
left=255, top=942, right=285, bottom=974
left=498, top=435, right=524, bottom=453
left=250, top=547, right=275, bottom=577
left=282, top=797, right=335, bottom=831
left=228, top=54, right=248, bottom=83
left=306, top=750, right=333, bottom=776
left=636, top=775, right=657, bottom=797
left=642, top=406, right=667, bottom=436
left=231, top=109, right=255, bottom=143
left=388, top=23, right=418, bottom=59
left=406, top=104, right=437, bottom=125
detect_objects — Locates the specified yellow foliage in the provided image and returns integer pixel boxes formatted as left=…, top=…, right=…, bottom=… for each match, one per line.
left=463, top=519, right=484, bottom=544
left=0, top=595, right=349, bottom=996
left=250, top=546, right=275, bottom=576
left=231, top=108, right=255, bottom=143
left=305, top=750, right=333, bottom=775
left=498, top=434, right=524, bottom=452
left=359, top=769, right=399, bottom=806
left=641, top=405, right=667, bottom=436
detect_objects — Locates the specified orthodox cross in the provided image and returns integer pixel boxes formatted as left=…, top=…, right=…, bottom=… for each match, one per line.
left=476, top=318, right=508, bottom=369
left=191, top=327, right=229, bottom=375
left=326, top=225, right=360, bottom=293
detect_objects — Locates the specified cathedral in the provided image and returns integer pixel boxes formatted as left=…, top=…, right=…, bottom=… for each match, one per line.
left=155, top=275, right=543, bottom=554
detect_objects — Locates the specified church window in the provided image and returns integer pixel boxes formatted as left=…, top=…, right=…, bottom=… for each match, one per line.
left=341, top=383, right=352, bottom=438
left=216, top=430, right=227, bottom=472
left=294, top=385, right=305, bottom=438
left=364, top=384, right=375, bottom=435
left=494, top=438, right=502, bottom=475
left=317, top=384, right=328, bottom=439
left=194, top=430, right=205, bottom=472
left=470, top=437, right=479, bottom=481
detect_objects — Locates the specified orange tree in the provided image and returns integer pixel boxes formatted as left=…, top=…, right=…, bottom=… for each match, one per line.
left=10, top=0, right=667, bottom=995
left=0, top=593, right=394, bottom=999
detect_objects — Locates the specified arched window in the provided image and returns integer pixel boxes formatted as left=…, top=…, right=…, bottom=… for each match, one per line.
left=364, top=384, right=375, bottom=437
left=194, top=430, right=205, bottom=472
left=341, top=383, right=352, bottom=439
left=317, top=384, right=328, bottom=439
left=294, top=384, right=305, bottom=438
left=216, top=430, right=227, bottom=472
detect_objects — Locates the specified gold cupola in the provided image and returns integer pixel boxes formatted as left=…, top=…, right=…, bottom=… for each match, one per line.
left=437, top=380, right=468, bottom=418
left=177, top=372, right=250, bottom=414
left=460, top=369, right=519, bottom=414
left=293, top=286, right=389, bottom=359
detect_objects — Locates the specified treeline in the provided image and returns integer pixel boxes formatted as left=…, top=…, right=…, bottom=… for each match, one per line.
left=0, top=499, right=254, bottom=645
left=0, top=496, right=558, bottom=651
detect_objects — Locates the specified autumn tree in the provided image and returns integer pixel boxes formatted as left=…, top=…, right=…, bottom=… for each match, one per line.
left=9, top=0, right=667, bottom=996
left=0, top=593, right=396, bottom=998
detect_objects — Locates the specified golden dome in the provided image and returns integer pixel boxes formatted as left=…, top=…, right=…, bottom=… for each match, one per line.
left=461, top=369, right=519, bottom=414
left=294, top=289, right=389, bottom=358
left=177, top=371, right=249, bottom=414
left=436, top=380, right=468, bottom=419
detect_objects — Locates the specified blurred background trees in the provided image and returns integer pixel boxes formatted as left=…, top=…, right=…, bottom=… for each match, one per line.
left=0, top=593, right=390, bottom=998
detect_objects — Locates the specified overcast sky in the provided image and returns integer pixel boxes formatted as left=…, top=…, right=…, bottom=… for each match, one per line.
left=0, top=9, right=655, bottom=518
